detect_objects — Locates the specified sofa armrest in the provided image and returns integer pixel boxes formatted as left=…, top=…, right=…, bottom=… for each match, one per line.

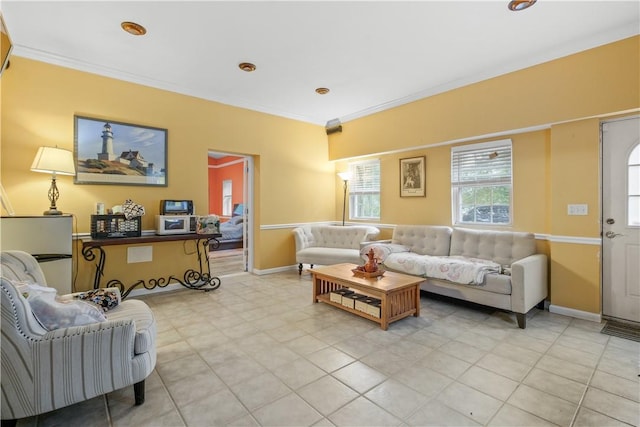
left=359, top=239, right=391, bottom=250
left=292, top=227, right=312, bottom=252
left=510, top=254, right=548, bottom=314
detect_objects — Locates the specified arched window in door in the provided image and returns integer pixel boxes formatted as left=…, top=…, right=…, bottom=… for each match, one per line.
left=629, top=144, right=640, bottom=226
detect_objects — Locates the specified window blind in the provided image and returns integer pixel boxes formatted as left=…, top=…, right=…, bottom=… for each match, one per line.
left=350, top=160, right=380, bottom=194
left=452, top=141, right=512, bottom=186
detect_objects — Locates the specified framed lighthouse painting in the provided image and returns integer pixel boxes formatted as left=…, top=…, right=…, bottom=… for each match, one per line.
left=74, top=116, right=168, bottom=186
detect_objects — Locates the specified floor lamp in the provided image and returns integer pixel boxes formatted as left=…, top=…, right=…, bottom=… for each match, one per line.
left=338, top=172, right=351, bottom=226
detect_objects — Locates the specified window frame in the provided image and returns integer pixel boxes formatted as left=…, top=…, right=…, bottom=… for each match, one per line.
left=348, top=159, right=381, bottom=221
left=222, top=179, right=232, bottom=216
left=451, top=139, right=513, bottom=226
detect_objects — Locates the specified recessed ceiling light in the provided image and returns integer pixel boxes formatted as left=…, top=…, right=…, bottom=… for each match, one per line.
left=239, top=62, right=256, bottom=72
left=507, top=0, right=536, bottom=11
left=315, top=87, right=330, bottom=95
left=121, top=21, right=146, bottom=36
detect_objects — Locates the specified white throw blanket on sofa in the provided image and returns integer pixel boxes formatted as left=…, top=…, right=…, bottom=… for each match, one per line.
left=380, top=251, right=501, bottom=285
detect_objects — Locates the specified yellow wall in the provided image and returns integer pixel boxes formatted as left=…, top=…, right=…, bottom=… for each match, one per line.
left=330, top=36, right=639, bottom=316
left=1, top=57, right=332, bottom=288
left=2, top=36, right=639, bottom=316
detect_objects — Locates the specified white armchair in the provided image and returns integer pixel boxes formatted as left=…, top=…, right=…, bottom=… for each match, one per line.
left=1, top=250, right=157, bottom=425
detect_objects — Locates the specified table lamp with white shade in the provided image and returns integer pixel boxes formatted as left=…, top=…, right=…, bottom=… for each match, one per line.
left=30, top=146, right=75, bottom=215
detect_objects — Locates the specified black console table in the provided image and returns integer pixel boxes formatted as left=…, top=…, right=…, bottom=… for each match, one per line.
left=82, top=233, right=222, bottom=299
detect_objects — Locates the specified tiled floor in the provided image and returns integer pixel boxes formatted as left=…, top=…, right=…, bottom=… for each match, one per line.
left=16, top=269, right=640, bottom=427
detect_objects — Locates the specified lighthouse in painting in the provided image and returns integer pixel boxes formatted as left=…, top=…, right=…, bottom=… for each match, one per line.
left=97, top=123, right=117, bottom=161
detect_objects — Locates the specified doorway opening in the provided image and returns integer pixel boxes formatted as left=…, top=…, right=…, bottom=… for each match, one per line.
left=207, top=151, right=253, bottom=276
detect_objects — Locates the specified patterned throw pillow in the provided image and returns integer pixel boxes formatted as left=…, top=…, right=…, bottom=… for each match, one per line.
left=73, top=288, right=121, bottom=312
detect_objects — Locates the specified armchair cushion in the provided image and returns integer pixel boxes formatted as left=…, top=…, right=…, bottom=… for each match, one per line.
left=16, top=283, right=107, bottom=331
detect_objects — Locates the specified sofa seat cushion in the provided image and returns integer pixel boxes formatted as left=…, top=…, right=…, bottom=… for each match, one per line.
left=106, top=299, right=156, bottom=354
left=296, top=248, right=363, bottom=266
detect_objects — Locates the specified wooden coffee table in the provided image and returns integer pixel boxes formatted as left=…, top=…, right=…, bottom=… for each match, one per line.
left=311, top=263, right=424, bottom=330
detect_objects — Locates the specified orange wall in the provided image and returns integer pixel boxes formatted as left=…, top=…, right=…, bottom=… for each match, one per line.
left=208, top=156, right=244, bottom=215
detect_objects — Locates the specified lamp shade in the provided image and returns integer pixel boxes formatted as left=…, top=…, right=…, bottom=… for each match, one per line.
left=30, top=147, right=75, bottom=175
left=338, top=171, right=351, bottom=181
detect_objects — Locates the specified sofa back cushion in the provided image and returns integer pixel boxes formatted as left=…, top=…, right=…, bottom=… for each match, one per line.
left=449, top=227, right=536, bottom=265
left=295, top=225, right=380, bottom=250
left=392, top=225, right=452, bottom=256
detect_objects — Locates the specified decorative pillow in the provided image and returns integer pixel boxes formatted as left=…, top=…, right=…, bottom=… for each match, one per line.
left=123, top=199, right=145, bottom=220
left=360, top=243, right=410, bottom=263
left=27, top=290, right=106, bottom=331
left=73, top=288, right=121, bottom=312
left=228, top=216, right=244, bottom=225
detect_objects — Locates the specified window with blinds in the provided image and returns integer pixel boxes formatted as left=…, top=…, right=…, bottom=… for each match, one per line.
left=451, top=139, right=512, bottom=225
left=349, top=159, right=380, bottom=220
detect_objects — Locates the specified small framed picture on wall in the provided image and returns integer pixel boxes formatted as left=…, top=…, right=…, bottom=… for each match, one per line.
left=400, top=156, right=426, bottom=197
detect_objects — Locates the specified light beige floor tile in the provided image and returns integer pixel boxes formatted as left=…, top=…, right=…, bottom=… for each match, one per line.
left=365, top=379, right=429, bottom=419
left=298, top=375, right=359, bottom=416
left=385, top=338, right=434, bottom=361
left=406, top=328, right=450, bottom=349
left=155, top=352, right=211, bottom=384
left=556, top=334, right=607, bottom=356
left=487, top=403, right=557, bottom=426
left=507, top=384, right=578, bottom=426
left=229, top=372, right=292, bottom=411
left=312, top=417, right=337, bottom=426
left=547, top=343, right=602, bottom=368
left=328, top=396, right=403, bottom=427
left=360, top=348, right=412, bottom=376
left=253, top=393, right=323, bottom=427
left=458, top=366, right=519, bottom=401
left=273, top=357, right=327, bottom=390
left=250, top=343, right=300, bottom=370
left=333, top=335, right=386, bottom=358
left=393, top=364, right=453, bottom=398
left=406, top=399, right=480, bottom=426
left=491, top=342, right=543, bottom=366
left=439, top=339, right=487, bottom=364
left=437, top=382, right=502, bottom=425
left=306, top=346, right=356, bottom=372
left=132, top=409, right=186, bottom=427
left=164, top=371, right=227, bottom=407
left=476, top=353, right=531, bottom=382
left=504, top=330, right=553, bottom=353
left=523, top=367, right=587, bottom=404
left=454, top=330, right=499, bottom=352
left=211, top=355, right=268, bottom=386
left=581, top=387, right=640, bottom=426
left=265, top=323, right=308, bottom=342
left=573, top=407, right=632, bottom=427
left=226, top=413, right=260, bottom=427
left=590, top=370, right=640, bottom=402
left=180, top=389, right=249, bottom=427
left=535, top=354, right=595, bottom=384
left=286, top=334, right=330, bottom=355
left=332, top=361, right=388, bottom=393
left=156, top=340, right=197, bottom=364
left=418, top=349, right=472, bottom=379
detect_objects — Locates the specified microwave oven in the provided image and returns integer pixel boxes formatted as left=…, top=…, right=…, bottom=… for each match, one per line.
left=155, top=215, right=197, bottom=235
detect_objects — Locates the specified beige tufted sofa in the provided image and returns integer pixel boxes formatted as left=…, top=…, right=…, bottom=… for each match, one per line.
left=293, top=225, right=380, bottom=274
left=363, top=225, right=547, bottom=328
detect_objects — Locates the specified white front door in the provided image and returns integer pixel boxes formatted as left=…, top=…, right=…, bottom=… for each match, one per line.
left=602, top=116, right=640, bottom=323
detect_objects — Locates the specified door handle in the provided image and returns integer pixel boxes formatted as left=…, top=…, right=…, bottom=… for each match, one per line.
left=605, top=231, right=624, bottom=239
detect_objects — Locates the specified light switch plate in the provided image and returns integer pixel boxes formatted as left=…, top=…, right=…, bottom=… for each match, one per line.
left=567, top=204, right=588, bottom=215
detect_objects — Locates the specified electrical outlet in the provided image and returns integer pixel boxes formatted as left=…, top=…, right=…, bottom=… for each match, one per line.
left=127, top=246, right=152, bottom=263
left=567, top=204, right=588, bottom=215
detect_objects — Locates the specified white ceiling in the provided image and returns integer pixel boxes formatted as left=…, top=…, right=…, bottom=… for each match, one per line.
left=2, top=1, right=639, bottom=126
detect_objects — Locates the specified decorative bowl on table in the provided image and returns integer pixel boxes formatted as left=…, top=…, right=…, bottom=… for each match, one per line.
left=351, top=266, right=385, bottom=278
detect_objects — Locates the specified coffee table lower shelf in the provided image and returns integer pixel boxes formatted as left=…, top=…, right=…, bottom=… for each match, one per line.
left=311, top=263, right=423, bottom=330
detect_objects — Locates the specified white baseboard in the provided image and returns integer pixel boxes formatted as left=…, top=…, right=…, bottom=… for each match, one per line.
left=252, top=265, right=298, bottom=275
left=549, top=304, right=602, bottom=323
